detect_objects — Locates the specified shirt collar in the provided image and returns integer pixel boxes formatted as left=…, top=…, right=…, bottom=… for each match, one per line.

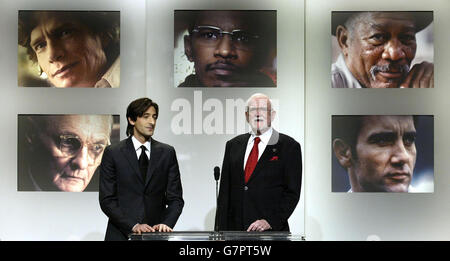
left=249, top=127, right=273, bottom=145
left=131, top=135, right=151, bottom=152
left=335, top=54, right=363, bottom=89
left=95, top=57, right=120, bottom=88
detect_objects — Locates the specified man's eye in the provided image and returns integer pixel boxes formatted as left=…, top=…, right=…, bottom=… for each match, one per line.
left=58, top=29, right=74, bottom=38
left=403, top=134, right=416, bottom=146
left=34, top=42, right=46, bottom=51
left=199, top=30, right=219, bottom=39
left=234, top=33, right=250, bottom=43
left=60, top=138, right=81, bottom=155
left=91, top=144, right=106, bottom=154
left=374, top=138, right=391, bottom=146
left=61, top=138, right=79, bottom=148
left=369, top=33, right=387, bottom=43
left=369, top=134, right=395, bottom=146
left=400, top=34, right=416, bottom=44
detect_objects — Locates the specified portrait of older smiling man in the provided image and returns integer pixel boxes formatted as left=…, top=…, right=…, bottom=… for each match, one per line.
left=332, top=115, right=434, bottom=193
left=176, top=10, right=276, bottom=87
left=18, top=11, right=120, bottom=88
left=331, top=11, right=433, bottom=88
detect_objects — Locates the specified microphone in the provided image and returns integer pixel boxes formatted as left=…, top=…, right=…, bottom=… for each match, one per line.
left=214, top=166, right=220, bottom=232
left=214, top=166, right=220, bottom=200
left=214, top=166, right=220, bottom=181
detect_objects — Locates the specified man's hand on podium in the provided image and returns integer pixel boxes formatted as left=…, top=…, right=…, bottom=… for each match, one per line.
left=132, top=223, right=173, bottom=234
left=132, top=224, right=155, bottom=234
left=153, top=224, right=173, bottom=232
left=247, top=219, right=272, bottom=232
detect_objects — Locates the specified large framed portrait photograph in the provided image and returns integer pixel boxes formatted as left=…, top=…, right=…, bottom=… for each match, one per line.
left=17, top=114, right=120, bottom=192
left=331, top=11, right=433, bottom=89
left=18, top=10, right=120, bottom=88
left=174, top=10, right=277, bottom=88
left=332, top=115, right=434, bottom=193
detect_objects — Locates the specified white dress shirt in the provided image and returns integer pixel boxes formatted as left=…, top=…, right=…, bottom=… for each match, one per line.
left=243, top=127, right=273, bottom=170
left=131, top=136, right=150, bottom=160
left=131, top=136, right=151, bottom=230
left=331, top=54, right=363, bottom=88
left=94, top=57, right=120, bottom=88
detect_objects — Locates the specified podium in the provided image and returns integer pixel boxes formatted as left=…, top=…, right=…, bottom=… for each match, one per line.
left=128, top=231, right=304, bottom=241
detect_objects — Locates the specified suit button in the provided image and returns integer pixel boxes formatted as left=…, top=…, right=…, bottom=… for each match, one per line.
left=244, top=186, right=248, bottom=191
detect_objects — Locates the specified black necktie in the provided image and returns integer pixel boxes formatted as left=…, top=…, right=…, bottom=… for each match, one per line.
left=138, top=145, right=148, bottom=181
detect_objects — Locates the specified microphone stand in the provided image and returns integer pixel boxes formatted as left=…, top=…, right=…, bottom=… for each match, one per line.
left=214, top=166, right=220, bottom=232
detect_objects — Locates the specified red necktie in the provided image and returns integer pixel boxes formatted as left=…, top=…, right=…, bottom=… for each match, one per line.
left=244, top=137, right=261, bottom=183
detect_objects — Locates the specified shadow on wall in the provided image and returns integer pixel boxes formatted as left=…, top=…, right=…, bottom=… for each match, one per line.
left=204, top=207, right=216, bottom=231
left=305, top=215, right=322, bottom=241
left=185, top=207, right=217, bottom=231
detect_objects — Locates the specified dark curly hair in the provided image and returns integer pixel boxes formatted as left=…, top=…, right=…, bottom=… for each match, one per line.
left=18, top=10, right=120, bottom=65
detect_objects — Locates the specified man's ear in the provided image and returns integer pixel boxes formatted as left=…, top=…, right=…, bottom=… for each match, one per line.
left=127, top=117, right=135, bottom=126
left=184, top=35, right=194, bottom=62
left=270, top=110, right=277, bottom=120
left=336, top=25, right=350, bottom=57
left=332, top=138, right=353, bottom=168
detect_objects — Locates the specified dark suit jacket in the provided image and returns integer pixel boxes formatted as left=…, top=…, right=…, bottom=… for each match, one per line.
left=216, top=130, right=302, bottom=231
left=99, top=136, right=184, bottom=241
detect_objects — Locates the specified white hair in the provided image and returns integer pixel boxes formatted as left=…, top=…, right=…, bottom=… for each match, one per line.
left=245, top=93, right=274, bottom=112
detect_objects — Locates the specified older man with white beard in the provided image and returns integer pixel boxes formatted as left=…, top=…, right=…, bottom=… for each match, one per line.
left=215, top=93, right=302, bottom=232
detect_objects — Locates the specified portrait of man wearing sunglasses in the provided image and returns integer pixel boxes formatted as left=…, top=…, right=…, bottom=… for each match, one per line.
left=177, top=10, right=276, bottom=87
left=18, top=115, right=119, bottom=192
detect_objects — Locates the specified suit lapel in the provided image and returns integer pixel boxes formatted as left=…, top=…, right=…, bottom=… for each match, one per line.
left=121, top=137, right=143, bottom=183
left=145, top=138, right=161, bottom=186
left=247, top=130, right=280, bottom=184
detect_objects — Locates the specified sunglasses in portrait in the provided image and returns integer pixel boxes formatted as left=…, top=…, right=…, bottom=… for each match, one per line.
left=190, top=25, right=260, bottom=51
left=58, top=134, right=110, bottom=161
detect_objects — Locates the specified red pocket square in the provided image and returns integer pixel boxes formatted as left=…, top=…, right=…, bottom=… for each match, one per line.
left=270, top=156, right=279, bottom=161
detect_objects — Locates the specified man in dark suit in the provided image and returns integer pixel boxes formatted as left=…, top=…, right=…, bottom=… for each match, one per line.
left=216, top=93, right=302, bottom=232
left=99, top=98, right=184, bottom=241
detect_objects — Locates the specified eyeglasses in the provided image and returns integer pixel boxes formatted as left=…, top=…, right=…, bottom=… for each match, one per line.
left=58, top=134, right=109, bottom=160
left=247, top=107, right=272, bottom=113
left=190, top=25, right=260, bottom=50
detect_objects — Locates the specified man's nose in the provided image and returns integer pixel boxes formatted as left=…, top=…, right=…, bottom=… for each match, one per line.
left=390, top=141, right=410, bottom=166
left=382, top=39, right=406, bottom=61
left=48, top=39, right=64, bottom=63
left=148, top=116, right=156, bottom=125
left=214, top=34, right=237, bottom=58
left=71, top=146, right=91, bottom=170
